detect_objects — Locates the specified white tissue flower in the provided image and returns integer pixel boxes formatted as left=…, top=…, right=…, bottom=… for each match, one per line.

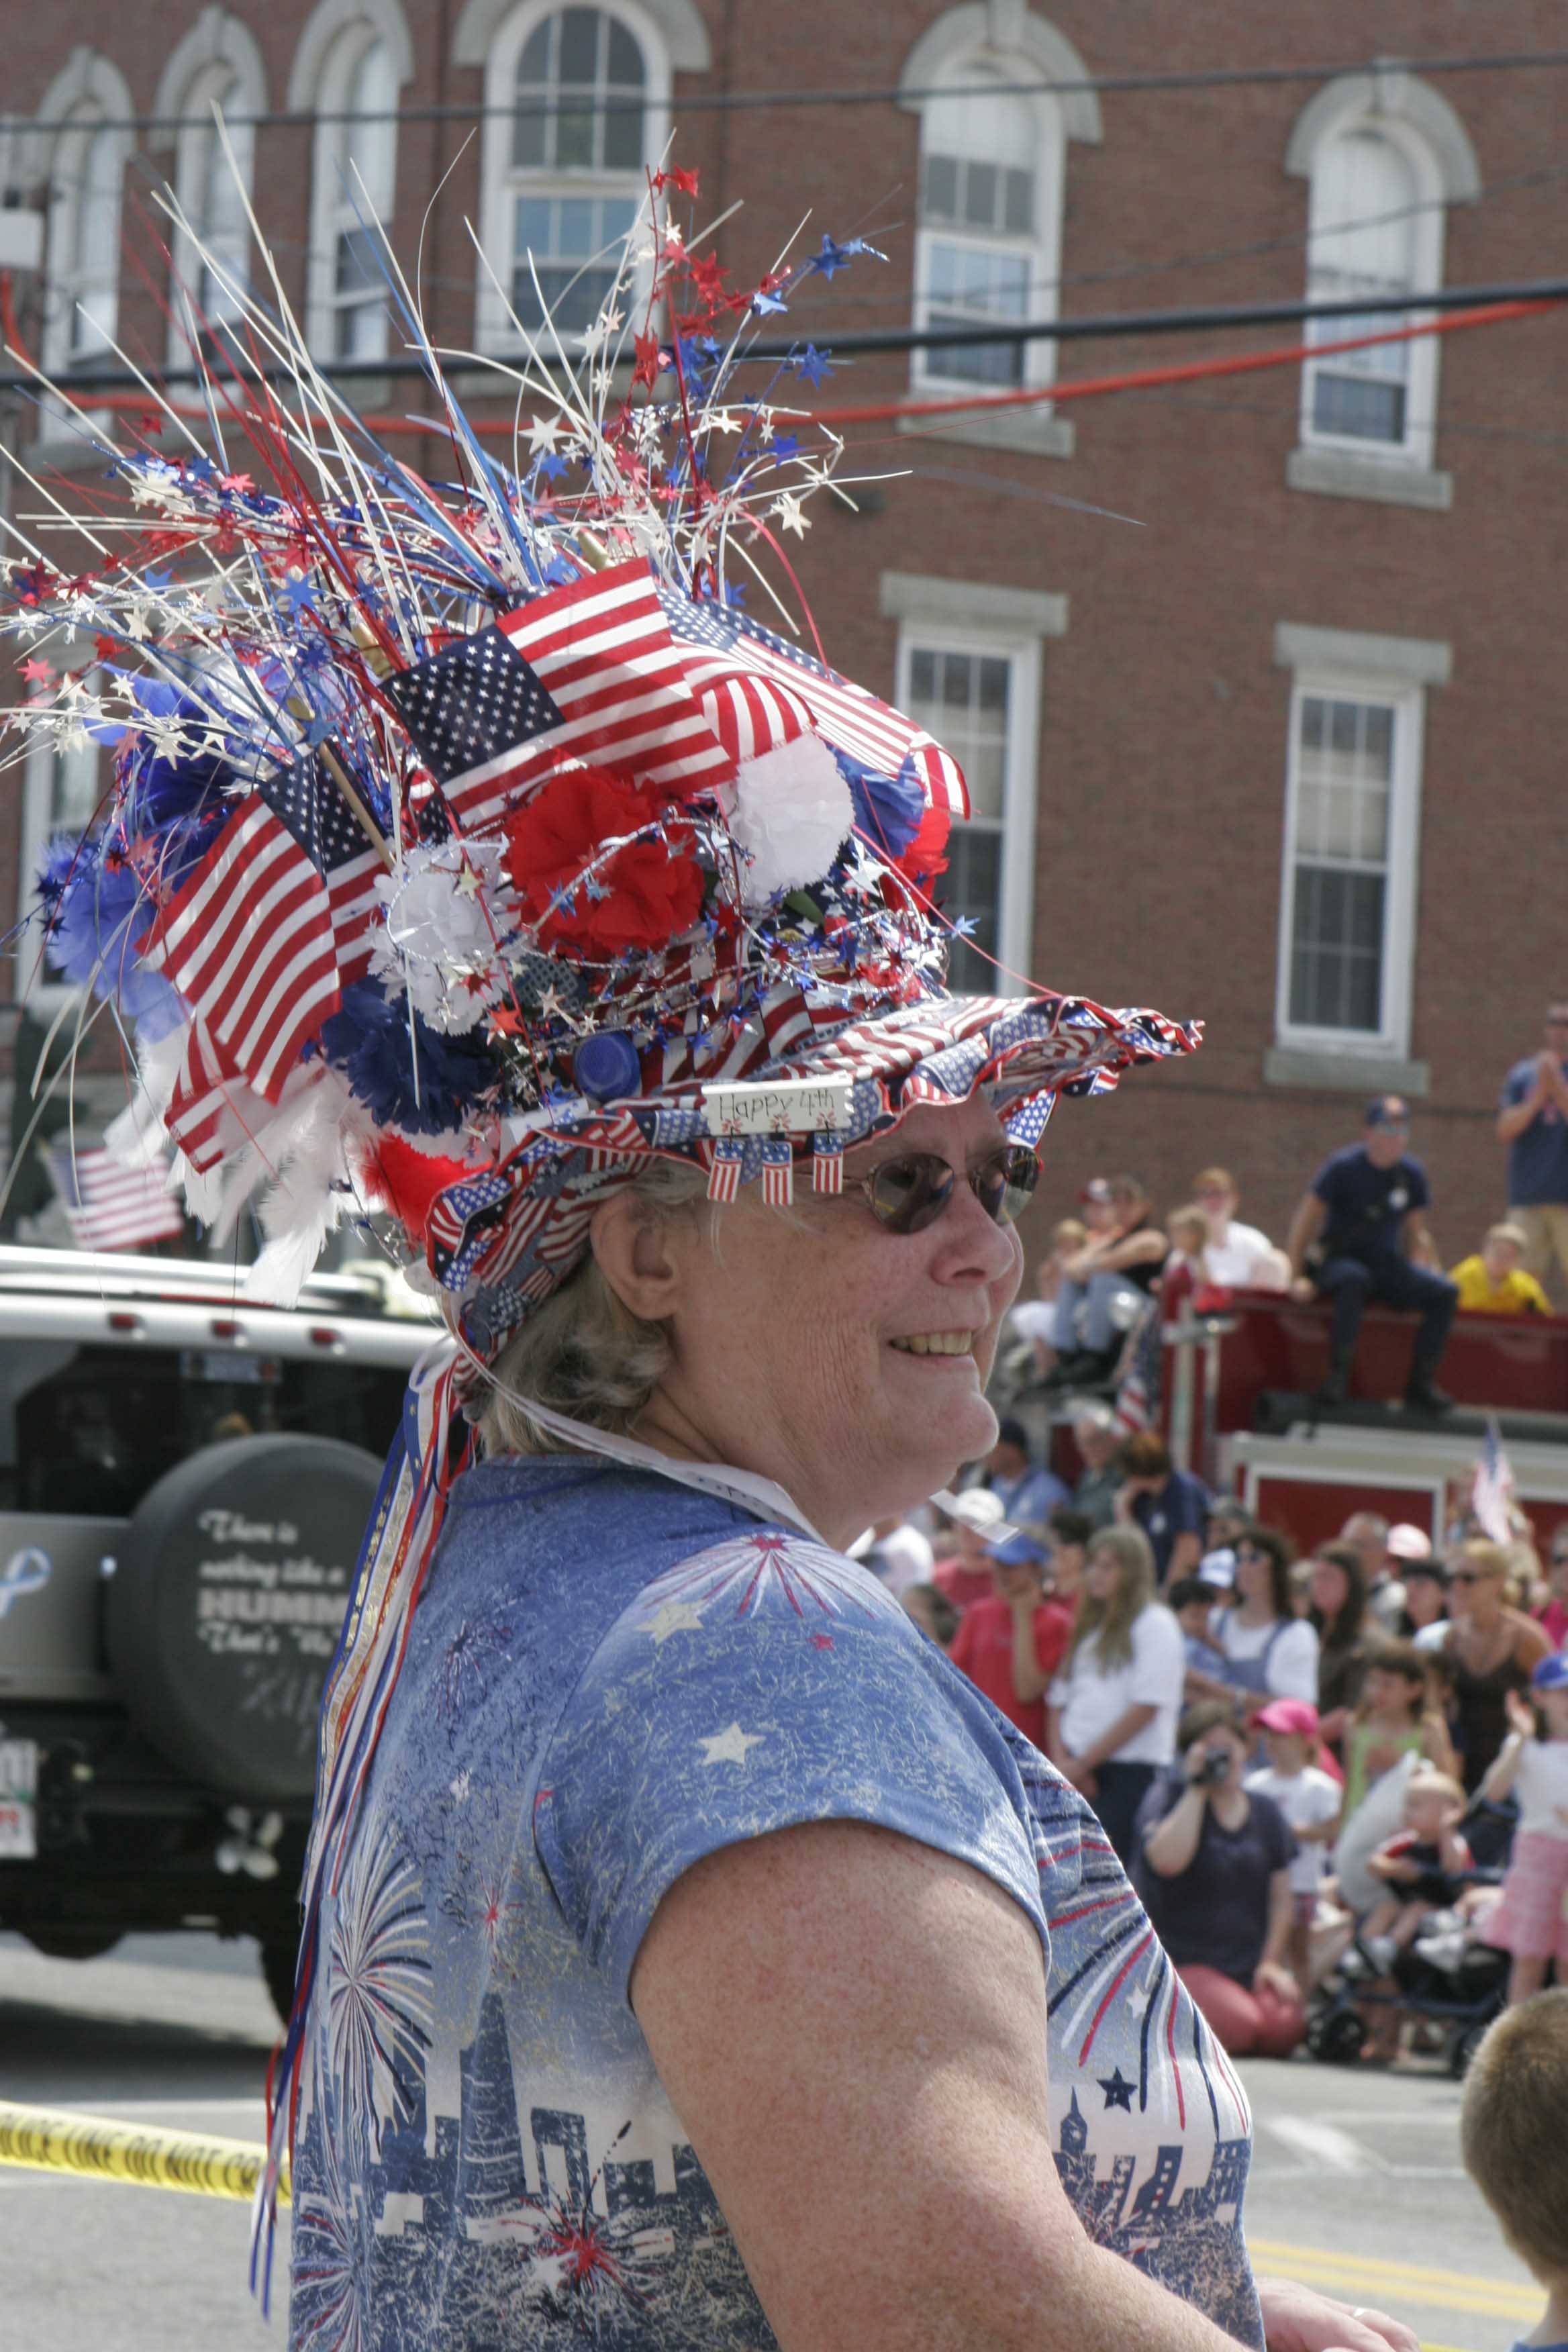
left=369, top=839, right=512, bottom=1032
left=724, top=734, right=852, bottom=905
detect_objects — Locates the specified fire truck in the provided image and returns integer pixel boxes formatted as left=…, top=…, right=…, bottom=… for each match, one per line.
left=1157, top=1288, right=1568, bottom=1551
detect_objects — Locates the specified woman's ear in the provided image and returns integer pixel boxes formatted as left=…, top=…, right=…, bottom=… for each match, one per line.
left=590, top=1187, right=685, bottom=1323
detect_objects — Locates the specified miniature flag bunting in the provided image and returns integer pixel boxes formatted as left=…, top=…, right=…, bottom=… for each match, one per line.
left=707, top=1138, right=745, bottom=1204
left=812, top=1132, right=844, bottom=1194
left=761, top=1136, right=793, bottom=1208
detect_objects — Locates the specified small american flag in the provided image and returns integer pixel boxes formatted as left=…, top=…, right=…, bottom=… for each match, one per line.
left=256, top=753, right=385, bottom=984
left=812, top=1133, right=844, bottom=1194
left=384, top=626, right=567, bottom=834
left=1112, top=1299, right=1163, bottom=1436
left=706, top=1139, right=744, bottom=1204
left=497, top=561, right=732, bottom=799
left=50, top=1143, right=183, bottom=1252
left=761, top=1137, right=793, bottom=1207
left=1471, top=1416, right=1516, bottom=1545
left=136, top=796, right=340, bottom=1102
left=658, top=589, right=969, bottom=817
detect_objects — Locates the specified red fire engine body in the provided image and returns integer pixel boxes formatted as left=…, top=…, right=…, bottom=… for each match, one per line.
left=1161, top=1290, right=1568, bottom=1553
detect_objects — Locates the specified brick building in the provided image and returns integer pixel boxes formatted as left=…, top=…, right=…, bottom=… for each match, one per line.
left=4, top=0, right=1567, bottom=1259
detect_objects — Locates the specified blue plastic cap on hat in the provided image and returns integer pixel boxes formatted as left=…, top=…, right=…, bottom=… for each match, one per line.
left=573, top=1030, right=642, bottom=1102
left=1531, top=1651, right=1568, bottom=1694
left=985, top=1526, right=1050, bottom=1568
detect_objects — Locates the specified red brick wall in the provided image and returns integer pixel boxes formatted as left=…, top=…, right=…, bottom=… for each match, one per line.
left=5, top=1, right=1563, bottom=1263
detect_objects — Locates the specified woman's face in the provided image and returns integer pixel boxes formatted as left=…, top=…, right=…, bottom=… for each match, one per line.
left=1451, top=1561, right=1504, bottom=1624
left=1403, top=1573, right=1444, bottom=1628
left=1085, top=1544, right=1123, bottom=1606
left=641, top=1096, right=1024, bottom=1545
left=1308, top=1557, right=1349, bottom=1620
left=1233, top=1540, right=1273, bottom=1608
left=1193, top=1719, right=1249, bottom=1782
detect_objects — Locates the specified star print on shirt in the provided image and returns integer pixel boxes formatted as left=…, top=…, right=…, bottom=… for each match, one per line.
left=698, top=1723, right=765, bottom=1767
left=645, top=1598, right=706, bottom=1646
left=1099, top=2067, right=1135, bottom=2111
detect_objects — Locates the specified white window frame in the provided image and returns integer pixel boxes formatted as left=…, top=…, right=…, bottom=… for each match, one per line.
left=1285, top=70, right=1480, bottom=496
left=153, top=12, right=269, bottom=362
left=912, top=61, right=1065, bottom=403
left=1273, top=667, right=1425, bottom=1063
left=1298, top=119, right=1444, bottom=475
left=888, top=597, right=1055, bottom=994
left=473, top=0, right=671, bottom=356
left=41, top=109, right=130, bottom=379
left=301, top=26, right=405, bottom=360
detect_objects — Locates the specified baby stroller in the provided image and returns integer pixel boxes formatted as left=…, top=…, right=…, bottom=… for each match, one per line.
left=1306, top=1796, right=1514, bottom=2078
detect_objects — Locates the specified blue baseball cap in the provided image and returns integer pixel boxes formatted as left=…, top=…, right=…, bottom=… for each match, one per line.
left=1531, top=1651, right=1568, bottom=1694
left=1365, top=1095, right=1410, bottom=1128
left=985, top=1526, right=1052, bottom=1569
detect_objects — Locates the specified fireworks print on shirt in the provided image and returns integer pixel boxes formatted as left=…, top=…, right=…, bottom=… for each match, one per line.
left=630, top=1530, right=892, bottom=1632
left=328, top=1822, right=434, bottom=2159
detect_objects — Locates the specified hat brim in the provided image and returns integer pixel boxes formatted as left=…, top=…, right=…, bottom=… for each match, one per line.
left=432, top=987, right=1199, bottom=1367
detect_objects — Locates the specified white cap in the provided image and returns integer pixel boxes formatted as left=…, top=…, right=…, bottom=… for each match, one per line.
left=1198, top=1547, right=1238, bottom=1588
left=1385, top=1522, right=1432, bottom=1563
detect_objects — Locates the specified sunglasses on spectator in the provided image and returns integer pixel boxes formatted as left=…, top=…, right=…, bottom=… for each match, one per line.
left=1450, top=1568, right=1498, bottom=1585
left=857, top=1146, right=1040, bottom=1237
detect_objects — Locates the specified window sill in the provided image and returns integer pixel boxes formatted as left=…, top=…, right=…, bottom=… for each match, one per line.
left=896, top=398, right=1075, bottom=460
left=1263, top=1045, right=1430, bottom=1096
left=1286, top=446, right=1453, bottom=511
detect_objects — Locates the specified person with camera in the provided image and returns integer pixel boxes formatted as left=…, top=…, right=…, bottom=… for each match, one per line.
left=1134, top=1702, right=1307, bottom=2058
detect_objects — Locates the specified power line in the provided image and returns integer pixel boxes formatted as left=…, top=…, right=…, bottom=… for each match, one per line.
left=6, top=275, right=1561, bottom=401
left=10, top=46, right=1568, bottom=138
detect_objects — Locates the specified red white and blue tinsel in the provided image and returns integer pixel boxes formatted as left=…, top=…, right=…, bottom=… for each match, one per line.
left=1, top=151, right=1199, bottom=2298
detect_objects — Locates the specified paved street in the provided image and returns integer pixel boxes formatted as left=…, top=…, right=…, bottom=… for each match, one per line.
left=0, top=1930, right=1540, bottom=2352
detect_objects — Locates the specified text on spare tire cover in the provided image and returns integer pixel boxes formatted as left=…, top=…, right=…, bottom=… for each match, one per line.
left=193, top=1504, right=354, bottom=1694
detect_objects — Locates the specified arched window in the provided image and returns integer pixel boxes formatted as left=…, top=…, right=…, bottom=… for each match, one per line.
left=915, top=64, right=1061, bottom=395
left=898, top=9, right=1098, bottom=436
left=154, top=13, right=269, bottom=354
left=475, top=0, right=671, bottom=350
left=1288, top=72, right=1479, bottom=490
left=30, top=53, right=134, bottom=383
left=45, top=115, right=126, bottom=371
left=311, top=36, right=400, bottom=357
left=1303, top=130, right=1429, bottom=460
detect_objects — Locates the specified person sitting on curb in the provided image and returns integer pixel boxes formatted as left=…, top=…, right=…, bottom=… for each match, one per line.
left=1285, top=1095, right=1459, bottom=1416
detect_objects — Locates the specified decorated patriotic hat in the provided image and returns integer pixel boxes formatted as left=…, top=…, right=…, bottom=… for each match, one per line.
left=2, top=166, right=1198, bottom=1380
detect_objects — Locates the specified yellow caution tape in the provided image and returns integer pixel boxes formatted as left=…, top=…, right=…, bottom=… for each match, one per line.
left=0, top=2100, right=289, bottom=2204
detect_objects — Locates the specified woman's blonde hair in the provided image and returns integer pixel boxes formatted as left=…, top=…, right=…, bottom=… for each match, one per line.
left=1063, top=1522, right=1157, bottom=1672
left=477, top=1159, right=711, bottom=1457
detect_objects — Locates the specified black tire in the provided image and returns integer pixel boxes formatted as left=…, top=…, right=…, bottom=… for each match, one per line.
left=21, top=1926, right=121, bottom=1961
left=104, top=1433, right=381, bottom=1801
left=1321, top=2009, right=1367, bottom=2064
left=261, top=1932, right=302, bottom=2028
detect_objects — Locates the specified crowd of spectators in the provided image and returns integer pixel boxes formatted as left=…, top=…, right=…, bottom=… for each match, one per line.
left=887, top=1422, right=1568, bottom=2062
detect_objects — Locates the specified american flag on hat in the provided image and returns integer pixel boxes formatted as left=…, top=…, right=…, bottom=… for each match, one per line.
left=658, top=587, right=969, bottom=818
left=387, top=560, right=734, bottom=836
left=135, top=793, right=341, bottom=1103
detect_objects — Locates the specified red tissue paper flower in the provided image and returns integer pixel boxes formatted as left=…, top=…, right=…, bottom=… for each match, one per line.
left=503, top=767, right=704, bottom=953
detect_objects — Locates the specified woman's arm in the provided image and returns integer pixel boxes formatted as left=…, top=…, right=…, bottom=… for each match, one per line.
left=1259, top=1866, right=1297, bottom=1977
left=1419, top=1710, right=1459, bottom=1778
left=632, top=1820, right=1252, bottom=2352
left=1077, top=1701, right=1158, bottom=1773
left=1141, top=1780, right=1208, bottom=1877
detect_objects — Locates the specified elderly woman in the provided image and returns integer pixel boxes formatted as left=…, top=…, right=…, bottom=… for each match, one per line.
left=15, top=196, right=1416, bottom=2352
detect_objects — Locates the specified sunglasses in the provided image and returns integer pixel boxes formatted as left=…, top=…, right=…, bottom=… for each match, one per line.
left=1450, top=1569, right=1496, bottom=1585
left=858, top=1146, right=1040, bottom=1236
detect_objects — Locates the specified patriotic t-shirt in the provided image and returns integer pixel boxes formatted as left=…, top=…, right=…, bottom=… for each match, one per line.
left=288, top=1456, right=1262, bottom=2351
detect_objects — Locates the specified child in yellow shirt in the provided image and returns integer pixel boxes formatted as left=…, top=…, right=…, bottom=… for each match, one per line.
left=1451, top=1222, right=1551, bottom=1315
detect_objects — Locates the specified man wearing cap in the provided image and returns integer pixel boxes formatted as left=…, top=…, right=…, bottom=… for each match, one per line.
left=1070, top=1400, right=1123, bottom=1529
left=948, top=1525, right=1074, bottom=1745
left=984, top=1418, right=1069, bottom=1525
left=933, top=1488, right=1008, bottom=1613
left=1497, top=1002, right=1568, bottom=1301
left=1285, top=1097, right=1459, bottom=1415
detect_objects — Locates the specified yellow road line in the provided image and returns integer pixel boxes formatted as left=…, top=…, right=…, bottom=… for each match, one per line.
left=1250, top=2237, right=1535, bottom=2307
